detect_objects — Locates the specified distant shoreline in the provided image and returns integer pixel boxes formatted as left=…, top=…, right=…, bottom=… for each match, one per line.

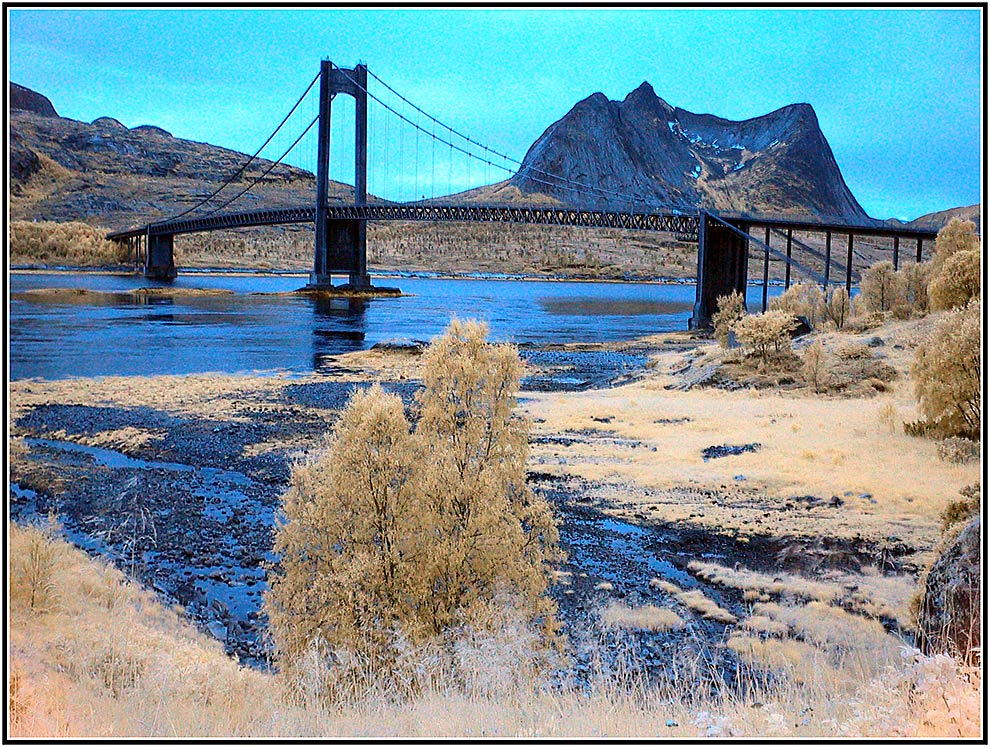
left=9, top=264, right=704, bottom=285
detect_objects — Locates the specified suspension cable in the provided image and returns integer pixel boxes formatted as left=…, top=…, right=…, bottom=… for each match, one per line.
left=196, top=114, right=320, bottom=218
left=360, top=70, right=695, bottom=210
left=162, top=70, right=321, bottom=222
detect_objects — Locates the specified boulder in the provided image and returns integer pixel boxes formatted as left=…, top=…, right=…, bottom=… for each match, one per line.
left=916, top=515, right=981, bottom=666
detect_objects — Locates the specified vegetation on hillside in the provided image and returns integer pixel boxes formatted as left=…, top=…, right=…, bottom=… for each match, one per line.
left=9, top=220, right=130, bottom=266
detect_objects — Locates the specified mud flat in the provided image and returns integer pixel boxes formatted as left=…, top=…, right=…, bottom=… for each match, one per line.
left=12, top=286, right=237, bottom=305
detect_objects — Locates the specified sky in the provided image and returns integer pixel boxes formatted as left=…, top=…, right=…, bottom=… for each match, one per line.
left=7, top=7, right=984, bottom=220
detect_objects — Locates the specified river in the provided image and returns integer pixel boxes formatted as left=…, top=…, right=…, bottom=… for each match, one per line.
left=9, top=271, right=780, bottom=380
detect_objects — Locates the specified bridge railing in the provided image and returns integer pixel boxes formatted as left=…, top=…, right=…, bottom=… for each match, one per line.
left=107, top=202, right=704, bottom=240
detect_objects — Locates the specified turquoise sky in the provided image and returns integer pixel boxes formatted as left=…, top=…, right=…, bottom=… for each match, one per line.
left=7, top=7, right=984, bottom=220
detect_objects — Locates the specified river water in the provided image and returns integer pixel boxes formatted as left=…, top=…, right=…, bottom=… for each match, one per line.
left=9, top=271, right=778, bottom=381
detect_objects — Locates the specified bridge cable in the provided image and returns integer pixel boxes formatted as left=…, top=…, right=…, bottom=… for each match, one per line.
left=364, top=67, right=696, bottom=213
left=352, top=67, right=640, bottom=206
left=204, top=114, right=320, bottom=217
left=159, top=71, right=321, bottom=225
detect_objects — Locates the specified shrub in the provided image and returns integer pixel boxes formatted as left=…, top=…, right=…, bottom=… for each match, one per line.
left=858, top=261, right=899, bottom=314
left=9, top=220, right=129, bottom=266
left=936, top=438, right=980, bottom=465
left=9, top=517, right=63, bottom=613
left=896, top=262, right=930, bottom=317
left=265, top=320, right=562, bottom=690
left=930, top=218, right=980, bottom=278
left=801, top=339, right=829, bottom=392
left=910, top=300, right=981, bottom=439
left=711, top=291, right=745, bottom=348
left=929, top=250, right=980, bottom=311
left=771, top=283, right=826, bottom=329
left=836, top=343, right=872, bottom=361
left=940, top=483, right=981, bottom=531
left=825, top=287, right=851, bottom=330
left=731, top=310, right=798, bottom=366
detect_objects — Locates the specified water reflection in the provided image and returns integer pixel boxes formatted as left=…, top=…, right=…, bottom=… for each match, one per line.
left=9, top=273, right=783, bottom=381
left=310, top=295, right=368, bottom=371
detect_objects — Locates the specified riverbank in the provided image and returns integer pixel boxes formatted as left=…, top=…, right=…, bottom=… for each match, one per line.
left=6, top=322, right=982, bottom=736
left=8, top=263, right=699, bottom=284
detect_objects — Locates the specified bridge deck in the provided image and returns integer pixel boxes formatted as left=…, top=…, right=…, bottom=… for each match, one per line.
left=107, top=203, right=703, bottom=240
left=107, top=203, right=940, bottom=242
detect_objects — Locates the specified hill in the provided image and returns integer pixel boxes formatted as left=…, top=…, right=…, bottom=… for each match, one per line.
left=906, top=204, right=981, bottom=231
left=8, top=82, right=349, bottom=233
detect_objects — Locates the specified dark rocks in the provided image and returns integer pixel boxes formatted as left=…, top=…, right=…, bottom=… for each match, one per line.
left=916, top=516, right=981, bottom=666
left=791, top=316, right=814, bottom=337
left=92, top=116, right=127, bottom=129
left=130, top=124, right=172, bottom=138
left=10, top=142, right=41, bottom=186
left=701, top=443, right=761, bottom=461
left=371, top=338, right=426, bottom=353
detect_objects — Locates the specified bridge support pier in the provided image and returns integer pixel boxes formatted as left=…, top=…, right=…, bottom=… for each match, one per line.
left=690, top=212, right=749, bottom=330
left=145, top=233, right=177, bottom=280
left=309, top=60, right=373, bottom=291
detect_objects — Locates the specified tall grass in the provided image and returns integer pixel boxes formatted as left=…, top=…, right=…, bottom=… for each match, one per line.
left=9, top=220, right=130, bottom=266
left=7, top=521, right=981, bottom=738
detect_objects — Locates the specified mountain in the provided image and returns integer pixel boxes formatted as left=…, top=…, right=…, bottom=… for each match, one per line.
left=8, top=81, right=958, bottom=234
left=8, top=82, right=335, bottom=232
left=501, top=82, right=868, bottom=220
left=906, top=204, right=981, bottom=232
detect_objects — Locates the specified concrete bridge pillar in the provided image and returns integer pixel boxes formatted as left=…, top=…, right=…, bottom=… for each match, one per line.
left=310, top=61, right=372, bottom=290
left=145, top=233, right=177, bottom=280
left=690, top=212, right=749, bottom=330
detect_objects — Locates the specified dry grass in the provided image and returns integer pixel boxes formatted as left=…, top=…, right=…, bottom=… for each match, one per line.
left=7, top=371, right=327, bottom=426
left=599, top=601, right=684, bottom=632
left=522, top=317, right=980, bottom=556
left=9, top=220, right=129, bottom=266
left=7, top=521, right=981, bottom=738
left=650, top=579, right=738, bottom=624
left=689, top=559, right=916, bottom=629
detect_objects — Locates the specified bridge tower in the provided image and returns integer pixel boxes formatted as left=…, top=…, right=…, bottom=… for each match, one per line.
left=310, top=60, right=371, bottom=290
left=690, top=212, right=750, bottom=329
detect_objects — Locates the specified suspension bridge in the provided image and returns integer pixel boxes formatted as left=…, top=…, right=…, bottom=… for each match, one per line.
left=107, top=61, right=940, bottom=328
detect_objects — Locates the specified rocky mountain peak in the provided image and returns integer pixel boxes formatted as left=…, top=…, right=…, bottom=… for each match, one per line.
left=509, top=83, right=867, bottom=219
left=622, top=81, right=675, bottom=117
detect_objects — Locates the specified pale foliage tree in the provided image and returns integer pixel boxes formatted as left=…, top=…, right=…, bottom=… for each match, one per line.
left=858, top=261, right=900, bottom=314
left=414, top=320, right=562, bottom=639
left=265, top=320, right=563, bottom=688
left=910, top=300, right=981, bottom=439
left=929, top=250, right=980, bottom=311
left=731, top=310, right=798, bottom=365
left=771, top=283, right=826, bottom=329
left=825, top=287, right=851, bottom=330
left=801, top=339, right=829, bottom=393
left=930, top=218, right=980, bottom=278
left=266, top=384, right=420, bottom=672
left=895, top=262, right=930, bottom=317
left=711, top=290, right=745, bottom=348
